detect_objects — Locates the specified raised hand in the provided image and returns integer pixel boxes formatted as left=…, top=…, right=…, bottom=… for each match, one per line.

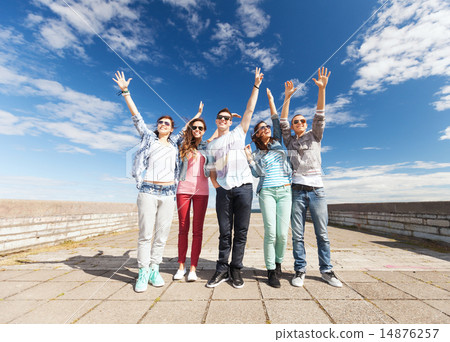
left=284, top=80, right=298, bottom=98
left=232, top=113, right=242, bottom=119
left=312, top=67, right=331, bottom=89
left=254, top=67, right=264, bottom=88
left=198, top=101, right=204, bottom=114
left=267, top=88, right=274, bottom=102
left=112, top=71, right=132, bottom=91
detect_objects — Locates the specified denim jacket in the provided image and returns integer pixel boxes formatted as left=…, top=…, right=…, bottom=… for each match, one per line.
left=132, top=112, right=183, bottom=189
left=248, top=114, right=293, bottom=194
left=178, top=140, right=210, bottom=181
left=280, top=111, right=325, bottom=177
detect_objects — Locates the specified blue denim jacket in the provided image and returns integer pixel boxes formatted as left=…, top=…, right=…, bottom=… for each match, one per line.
left=132, top=113, right=183, bottom=189
left=178, top=140, right=210, bottom=181
left=248, top=114, right=293, bottom=194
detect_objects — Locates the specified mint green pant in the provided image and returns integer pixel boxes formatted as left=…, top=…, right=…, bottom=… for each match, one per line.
left=258, top=185, right=292, bottom=270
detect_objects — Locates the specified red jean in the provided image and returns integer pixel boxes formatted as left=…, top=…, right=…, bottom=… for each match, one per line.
left=176, top=194, right=209, bottom=267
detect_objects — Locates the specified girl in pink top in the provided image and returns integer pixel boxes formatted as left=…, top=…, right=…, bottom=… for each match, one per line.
left=174, top=115, right=210, bottom=282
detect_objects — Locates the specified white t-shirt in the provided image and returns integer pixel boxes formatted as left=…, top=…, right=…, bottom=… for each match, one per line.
left=144, top=140, right=177, bottom=182
left=207, top=125, right=253, bottom=190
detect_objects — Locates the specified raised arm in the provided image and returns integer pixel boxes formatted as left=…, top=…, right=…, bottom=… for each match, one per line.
left=113, top=71, right=138, bottom=116
left=183, top=101, right=204, bottom=131
left=280, top=80, right=297, bottom=120
left=311, top=67, right=331, bottom=141
left=240, top=67, right=264, bottom=134
left=312, top=66, right=330, bottom=112
left=267, top=88, right=281, bottom=141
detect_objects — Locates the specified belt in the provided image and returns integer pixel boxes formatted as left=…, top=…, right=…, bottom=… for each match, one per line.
left=292, top=184, right=322, bottom=192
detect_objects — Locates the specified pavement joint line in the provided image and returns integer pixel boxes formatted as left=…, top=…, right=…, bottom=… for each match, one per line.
left=256, top=275, right=271, bottom=324
left=63, top=255, right=132, bottom=324
left=364, top=298, right=398, bottom=323
left=137, top=281, right=174, bottom=324
left=302, top=285, right=335, bottom=324
left=335, top=276, right=391, bottom=324
left=201, top=283, right=215, bottom=324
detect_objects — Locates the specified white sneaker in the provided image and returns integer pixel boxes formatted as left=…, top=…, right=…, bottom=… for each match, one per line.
left=173, top=268, right=186, bottom=280
left=291, top=271, right=306, bottom=287
left=321, top=271, right=342, bottom=287
left=187, top=271, right=197, bottom=282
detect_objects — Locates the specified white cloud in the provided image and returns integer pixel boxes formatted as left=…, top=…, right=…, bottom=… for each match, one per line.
left=56, top=144, right=93, bottom=155
left=362, top=147, right=383, bottom=150
left=350, top=123, right=368, bottom=128
left=439, top=126, right=450, bottom=141
left=30, top=0, right=153, bottom=63
left=250, top=108, right=271, bottom=127
left=321, top=146, right=333, bottom=153
left=0, top=110, right=36, bottom=135
left=348, top=0, right=450, bottom=94
left=323, top=161, right=450, bottom=203
left=238, top=41, right=280, bottom=71
left=236, top=0, right=270, bottom=38
left=183, top=60, right=207, bottom=78
left=432, top=85, right=450, bottom=111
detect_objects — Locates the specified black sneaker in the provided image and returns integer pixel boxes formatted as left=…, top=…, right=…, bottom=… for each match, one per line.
left=275, top=262, right=282, bottom=279
left=206, top=270, right=229, bottom=288
left=268, top=270, right=281, bottom=288
left=229, top=267, right=244, bottom=289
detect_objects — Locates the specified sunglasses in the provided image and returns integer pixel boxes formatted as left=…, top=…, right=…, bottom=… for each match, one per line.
left=191, top=125, right=204, bottom=131
left=217, top=115, right=232, bottom=121
left=255, top=124, right=271, bottom=134
left=158, top=120, right=171, bottom=127
left=293, top=119, right=306, bottom=124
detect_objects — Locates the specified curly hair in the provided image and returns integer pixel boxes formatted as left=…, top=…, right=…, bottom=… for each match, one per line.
left=252, top=121, right=275, bottom=151
left=179, top=118, right=207, bottom=160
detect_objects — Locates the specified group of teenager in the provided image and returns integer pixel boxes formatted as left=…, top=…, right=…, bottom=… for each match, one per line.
left=112, top=66, right=342, bottom=293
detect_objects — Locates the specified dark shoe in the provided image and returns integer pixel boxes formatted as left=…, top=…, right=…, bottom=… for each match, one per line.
left=229, top=267, right=244, bottom=289
left=268, top=270, right=281, bottom=288
left=275, top=262, right=282, bottom=279
left=206, top=270, right=229, bottom=288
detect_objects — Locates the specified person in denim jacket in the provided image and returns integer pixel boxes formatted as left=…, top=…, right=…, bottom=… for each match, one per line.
left=280, top=67, right=342, bottom=288
left=244, top=88, right=292, bottom=288
left=113, top=71, right=185, bottom=293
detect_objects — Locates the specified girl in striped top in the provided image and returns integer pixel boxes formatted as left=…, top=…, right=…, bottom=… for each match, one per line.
left=244, top=88, right=292, bottom=288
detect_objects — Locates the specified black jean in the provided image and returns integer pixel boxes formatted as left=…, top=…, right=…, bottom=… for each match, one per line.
left=215, top=183, right=253, bottom=272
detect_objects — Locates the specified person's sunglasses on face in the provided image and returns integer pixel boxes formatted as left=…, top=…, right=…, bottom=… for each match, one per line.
left=191, top=125, right=204, bottom=131
left=217, top=115, right=232, bottom=121
left=158, top=120, right=171, bottom=126
left=293, top=119, right=306, bottom=125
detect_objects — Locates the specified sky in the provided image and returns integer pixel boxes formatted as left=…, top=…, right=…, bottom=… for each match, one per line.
left=0, top=0, right=449, bottom=205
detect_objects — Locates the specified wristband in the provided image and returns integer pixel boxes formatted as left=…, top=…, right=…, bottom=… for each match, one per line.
left=253, top=84, right=259, bottom=89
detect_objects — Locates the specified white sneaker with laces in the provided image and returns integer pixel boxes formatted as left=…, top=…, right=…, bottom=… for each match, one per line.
left=173, top=268, right=186, bottom=280
left=321, top=271, right=342, bottom=287
left=187, top=271, right=197, bottom=282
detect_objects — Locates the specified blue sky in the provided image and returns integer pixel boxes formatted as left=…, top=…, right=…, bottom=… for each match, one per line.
left=0, top=0, right=449, bottom=205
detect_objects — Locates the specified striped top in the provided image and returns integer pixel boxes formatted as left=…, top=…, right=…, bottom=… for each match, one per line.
left=261, top=150, right=292, bottom=188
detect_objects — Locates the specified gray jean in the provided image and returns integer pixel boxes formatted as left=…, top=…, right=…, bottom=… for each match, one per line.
left=137, top=191, right=175, bottom=268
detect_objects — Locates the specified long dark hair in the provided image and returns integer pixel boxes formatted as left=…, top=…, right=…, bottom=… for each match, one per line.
left=252, top=121, right=275, bottom=151
left=179, top=118, right=207, bottom=160
left=154, top=115, right=175, bottom=138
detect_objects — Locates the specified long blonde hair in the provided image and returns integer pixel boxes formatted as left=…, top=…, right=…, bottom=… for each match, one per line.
left=179, top=118, right=207, bottom=160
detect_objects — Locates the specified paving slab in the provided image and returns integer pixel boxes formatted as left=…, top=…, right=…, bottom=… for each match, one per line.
left=205, top=300, right=266, bottom=324
left=389, top=282, right=450, bottom=300
left=10, top=299, right=102, bottom=324
left=0, top=300, right=44, bottom=323
left=348, top=282, right=415, bottom=300
left=264, top=299, right=331, bottom=324
left=317, top=299, right=396, bottom=324
left=52, top=270, right=109, bottom=282
left=371, top=300, right=450, bottom=324
left=401, top=271, right=450, bottom=283
left=7, top=269, right=69, bottom=282
left=212, top=280, right=261, bottom=300
left=108, top=282, right=165, bottom=301
left=259, top=279, right=312, bottom=300
left=304, top=281, right=363, bottom=300
left=140, top=300, right=208, bottom=324
left=366, top=271, right=421, bottom=283
left=160, top=282, right=212, bottom=301
left=337, top=271, right=380, bottom=283
left=0, top=281, right=41, bottom=299
left=75, top=300, right=151, bottom=324
left=423, top=300, right=450, bottom=315
left=7, top=281, right=81, bottom=300
left=0, top=270, right=34, bottom=281
left=58, top=281, right=125, bottom=300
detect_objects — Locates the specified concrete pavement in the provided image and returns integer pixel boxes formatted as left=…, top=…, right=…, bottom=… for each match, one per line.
left=0, top=210, right=449, bottom=324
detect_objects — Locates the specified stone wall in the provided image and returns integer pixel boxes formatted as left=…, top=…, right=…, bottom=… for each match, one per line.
left=0, top=199, right=138, bottom=254
left=326, top=201, right=450, bottom=245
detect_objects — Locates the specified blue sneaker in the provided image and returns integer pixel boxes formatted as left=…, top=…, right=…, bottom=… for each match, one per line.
left=135, top=267, right=150, bottom=292
left=149, top=264, right=165, bottom=287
